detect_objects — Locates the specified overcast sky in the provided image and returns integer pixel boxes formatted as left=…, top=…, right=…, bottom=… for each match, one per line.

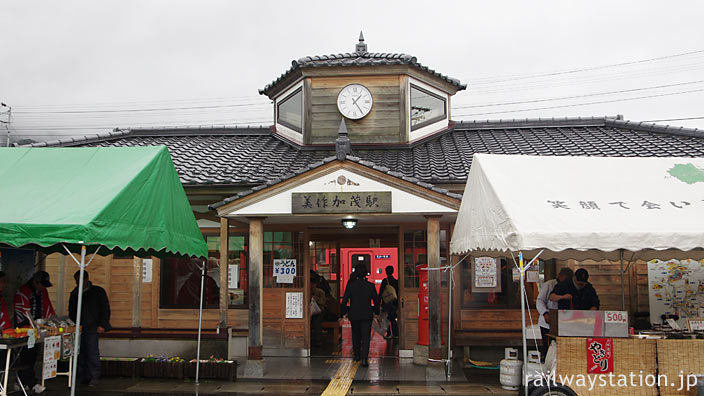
left=2, top=1, right=703, bottom=143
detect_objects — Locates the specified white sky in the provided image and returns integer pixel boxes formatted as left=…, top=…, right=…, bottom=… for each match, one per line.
left=2, top=1, right=703, bottom=143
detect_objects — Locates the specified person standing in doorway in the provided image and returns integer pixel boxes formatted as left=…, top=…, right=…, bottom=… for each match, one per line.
left=14, top=271, right=55, bottom=394
left=378, top=265, right=398, bottom=340
left=341, top=263, right=379, bottom=367
left=69, top=270, right=111, bottom=387
left=535, top=267, right=573, bottom=359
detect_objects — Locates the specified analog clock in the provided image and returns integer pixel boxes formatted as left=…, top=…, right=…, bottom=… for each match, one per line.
left=337, top=84, right=373, bottom=120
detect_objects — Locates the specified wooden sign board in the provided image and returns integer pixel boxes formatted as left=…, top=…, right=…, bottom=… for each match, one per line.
left=292, top=192, right=391, bottom=214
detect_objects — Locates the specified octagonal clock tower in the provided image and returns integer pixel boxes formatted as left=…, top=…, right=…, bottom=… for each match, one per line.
left=260, top=33, right=466, bottom=145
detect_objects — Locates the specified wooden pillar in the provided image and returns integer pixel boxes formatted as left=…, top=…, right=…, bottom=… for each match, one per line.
left=132, top=256, right=142, bottom=329
left=303, top=228, right=310, bottom=349
left=219, top=217, right=230, bottom=329
left=56, top=255, right=66, bottom=316
left=247, top=217, right=265, bottom=360
left=426, top=215, right=442, bottom=360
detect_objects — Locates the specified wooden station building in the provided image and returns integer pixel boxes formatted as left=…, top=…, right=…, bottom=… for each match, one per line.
left=28, top=34, right=704, bottom=362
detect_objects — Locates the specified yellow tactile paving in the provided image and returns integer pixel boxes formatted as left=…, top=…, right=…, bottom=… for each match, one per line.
left=321, top=359, right=359, bottom=396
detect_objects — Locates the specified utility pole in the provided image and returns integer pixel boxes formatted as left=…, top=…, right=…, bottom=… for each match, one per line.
left=0, top=103, right=11, bottom=147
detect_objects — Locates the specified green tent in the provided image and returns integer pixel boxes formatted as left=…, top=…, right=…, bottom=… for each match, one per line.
left=0, top=146, right=208, bottom=258
left=0, top=146, right=208, bottom=394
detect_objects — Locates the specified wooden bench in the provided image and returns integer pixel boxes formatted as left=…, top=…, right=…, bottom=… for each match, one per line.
left=322, top=320, right=342, bottom=349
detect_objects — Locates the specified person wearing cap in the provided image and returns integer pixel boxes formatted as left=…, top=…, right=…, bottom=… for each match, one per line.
left=341, top=263, right=380, bottom=367
left=536, top=267, right=573, bottom=360
left=14, top=271, right=55, bottom=394
left=0, top=272, right=11, bottom=331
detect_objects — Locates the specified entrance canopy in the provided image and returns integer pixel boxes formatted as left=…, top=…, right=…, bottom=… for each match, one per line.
left=450, top=154, right=704, bottom=261
left=0, top=146, right=208, bottom=258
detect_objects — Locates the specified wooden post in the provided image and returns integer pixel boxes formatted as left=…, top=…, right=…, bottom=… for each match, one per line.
left=303, top=228, right=310, bottom=349
left=247, top=217, right=265, bottom=360
left=132, top=256, right=142, bottom=330
left=219, top=217, right=230, bottom=329
left=56, top=255, right=66, bottom=316
left=426, top=215, right=442, bottom=360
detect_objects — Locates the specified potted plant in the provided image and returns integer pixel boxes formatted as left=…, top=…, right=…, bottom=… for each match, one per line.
left=138, top=355, right=185, bottom=379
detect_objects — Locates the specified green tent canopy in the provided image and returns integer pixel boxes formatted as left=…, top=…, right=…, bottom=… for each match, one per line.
left=0, top=146, right=208, bottom=258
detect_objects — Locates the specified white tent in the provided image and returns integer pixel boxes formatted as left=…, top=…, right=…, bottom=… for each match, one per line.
left=450, top=153, right=704, bottom=261
left=449, top=153, right=704, bottom=394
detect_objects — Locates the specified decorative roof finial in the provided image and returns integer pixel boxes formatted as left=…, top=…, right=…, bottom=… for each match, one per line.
left=355, top=31, right=367, bottom=53
left=335, top=119, right=352, bottom=161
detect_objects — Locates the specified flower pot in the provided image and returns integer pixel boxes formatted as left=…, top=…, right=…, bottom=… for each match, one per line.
left=100, top=358, right=137, bottom=378
left=138, top=361, right=185, bottom=379
left=185, top=361, right=237, bottom=381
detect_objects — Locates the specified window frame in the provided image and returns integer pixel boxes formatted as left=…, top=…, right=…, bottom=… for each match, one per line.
left=410, top=83, right=447, bottom=131
left=276, top=87, right=303, bottom=133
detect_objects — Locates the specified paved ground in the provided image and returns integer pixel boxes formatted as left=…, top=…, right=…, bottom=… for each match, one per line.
left=36, top=327, right=517, bottom=395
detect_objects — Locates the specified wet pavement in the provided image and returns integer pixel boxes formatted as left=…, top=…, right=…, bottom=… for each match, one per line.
left=39, top=327, right=516, bottom=395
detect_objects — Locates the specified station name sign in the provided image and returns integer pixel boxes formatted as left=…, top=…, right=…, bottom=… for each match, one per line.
left=292, top=192, right=391, bottom=214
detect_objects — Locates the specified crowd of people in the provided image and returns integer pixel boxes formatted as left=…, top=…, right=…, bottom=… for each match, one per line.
left=0, top=269, right=111, bottom=394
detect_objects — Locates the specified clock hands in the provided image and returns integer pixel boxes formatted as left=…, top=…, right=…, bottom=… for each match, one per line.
left=352, top=95, right=364, bottom=113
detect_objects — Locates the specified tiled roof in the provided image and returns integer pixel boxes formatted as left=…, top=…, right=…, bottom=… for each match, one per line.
left=260, top=51, right=466, bottom=96
left=24, top=117, right=704, bottom=188
left=209, top=154, right=464, bottom=210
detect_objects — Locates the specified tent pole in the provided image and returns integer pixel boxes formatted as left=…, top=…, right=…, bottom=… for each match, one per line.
left=195, top=260, right=205, bottom=385
left=69, top=245, right=86, bottom=396
left=620, top=249, right=625, bottom=311
left=446, top=262, right=453, bottom=378
left=519, top=252, right=528, bottom=396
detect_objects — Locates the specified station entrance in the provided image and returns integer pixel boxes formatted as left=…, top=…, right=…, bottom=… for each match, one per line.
left=308, top=227, right=400, bottom=358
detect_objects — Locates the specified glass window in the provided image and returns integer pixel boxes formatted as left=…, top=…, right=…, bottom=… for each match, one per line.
left=277, top=88, right=303, bottom=133
left=404, top=230, right=427, bottom=288
left=311, top=241, right=339, bottom=299
left=160, top=234, right=248, bottom=309
left=410, top=84, right=446, bottom=130
left=263, top=231, right=304, bottom=288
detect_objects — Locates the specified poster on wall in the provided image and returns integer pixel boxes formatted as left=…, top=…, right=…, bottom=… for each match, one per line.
left=228, top=264, right=239, bottom=289
left=648, top=259, right=704, bottom=327
left=285, top=292, right=303, bottom=319
left=274, top=259, right=296, bottom=284
left=471, top=257, right=501, bottom=292
left=142, top=259, right=152, bottom=283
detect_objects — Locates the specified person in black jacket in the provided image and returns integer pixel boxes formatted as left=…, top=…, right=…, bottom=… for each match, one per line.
left=341, top=263, right=380, bottom=367
left=549, top=268, right=600, bottom=310
left=69, top=270, right=111, bottom=387
left=378, top=265, right=399, bottom=339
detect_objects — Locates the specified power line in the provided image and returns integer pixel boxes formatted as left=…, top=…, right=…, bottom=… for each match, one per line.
left=453, top=80, right=704, bottom=109
left=453, top=88, right=704, bottom=118
left=467, top=49, right=704, bottom=84
left=640, top=116, right=704, bottom=123
left=14, top=102, right=271, bottom=115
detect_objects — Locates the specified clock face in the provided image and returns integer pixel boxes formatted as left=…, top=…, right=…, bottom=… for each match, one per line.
left=337, top=84, right=373, bottom=120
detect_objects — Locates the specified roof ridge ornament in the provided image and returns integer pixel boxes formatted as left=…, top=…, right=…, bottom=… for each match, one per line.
left=355, top=31, right=367, bottom=54
left=335, top=119, right=352, bottom=161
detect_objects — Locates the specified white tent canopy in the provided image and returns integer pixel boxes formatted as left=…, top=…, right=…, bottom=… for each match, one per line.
left=450, top=154, right=704, bottom=261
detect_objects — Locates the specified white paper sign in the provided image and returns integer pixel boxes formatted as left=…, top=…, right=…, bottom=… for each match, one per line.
left=666, top=318, right=682, bottom=330
left=475, top=257, right=497, bottom=288
left=142, top=259, right=152, bottom=283
left=27, top=329, right=35, bottom=349
left=43, top=336, right=61, bottom=362
left=688, top=319, right=704, bottom=331
left=274, top=259, right=296, bottom=284
left=228, top=264, right=239, bottom=289
left=285, top=292, right=303, bottom=319
left=604, top=311, right=628, bottom=324
left=43, top=361, right=57, bottom=380
left=527, top=270, right=540, bottom=283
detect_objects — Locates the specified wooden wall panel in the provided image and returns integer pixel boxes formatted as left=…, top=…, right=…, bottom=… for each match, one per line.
left=309, top=75, right=401, bottom=144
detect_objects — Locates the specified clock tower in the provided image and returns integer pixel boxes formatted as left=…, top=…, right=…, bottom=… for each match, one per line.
left=260, top=33, right=465, bottom=145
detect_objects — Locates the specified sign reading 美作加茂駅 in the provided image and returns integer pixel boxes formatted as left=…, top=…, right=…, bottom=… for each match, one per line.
left=292, top=192, right=391, bottom=214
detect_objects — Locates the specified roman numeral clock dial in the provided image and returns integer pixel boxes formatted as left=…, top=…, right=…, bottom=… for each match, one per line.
left=336, top=84, right=373, bottom=120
